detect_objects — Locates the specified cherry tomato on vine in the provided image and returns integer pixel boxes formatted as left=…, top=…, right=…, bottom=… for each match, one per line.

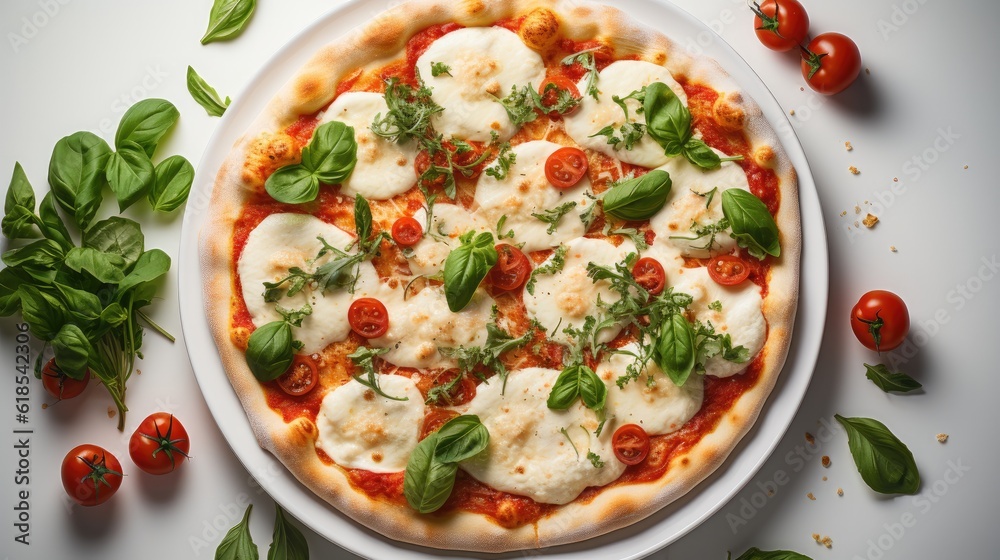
left=632, top=257, right=666, bottom=295
left=129, top=413, right=191, bottom=475
left=707, top=255, right=751, bottom=286
left=391, top=216, right=423, bottom=247
left=801, top=32, right=862, bottom=95
left=61, top=444, right=123, bottom=506
left=544, top=147, right=589, bottom=189
left=489, top=244, right=532, bottom=292
left=276, top=355, right=319, bottom=396
left=348, top=298, right=390, bottom=338
left=612, top=424, right=650, bottom=466
left=40, top=358, right=89, bottom=400
left=851, top=290, right=909, bottom=352
left=750, top=0, right=810, bottom=52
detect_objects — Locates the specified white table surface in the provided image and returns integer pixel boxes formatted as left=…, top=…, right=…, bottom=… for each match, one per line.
left=1, top=1, right=997, bottom=559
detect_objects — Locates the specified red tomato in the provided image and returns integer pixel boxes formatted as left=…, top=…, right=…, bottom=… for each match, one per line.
left=276, top=354, right=319, bottom=396
left=612, top=424, right=650, bottom=466
left=632, top=257, right=666, bottom=296
left=750, top=0, right=810, bottom=52
left=391, top=216, right=423, bottom=247
left=707, top=255, right=751, bottom=286
left=537, top=75, right=582, bottom=117
left=425, top=370, right=477, bottom=406
left=414, top=150, right=444, bottom=188
left=129, top=413, right=191, bottom=475
left=421, top=408, right=460, bottom=440
left=801, top=32, right=862, bottom=95
left=348, top=298, right=390, bottom=338
left=544, top=147, right=589, bottom=189
left=40, top=358, right=89, bottom=400
left=61, top=444, right=123, bottom=506
left=851, top=290, right=909, bottom=352
left=489, top=244, right=531, bottom=292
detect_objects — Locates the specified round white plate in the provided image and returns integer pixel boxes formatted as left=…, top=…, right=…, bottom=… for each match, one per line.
left=178, top=1, right=828, bottom=558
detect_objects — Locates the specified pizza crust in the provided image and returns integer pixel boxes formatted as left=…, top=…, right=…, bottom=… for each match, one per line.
left=201, top=0, right=801, bottom=551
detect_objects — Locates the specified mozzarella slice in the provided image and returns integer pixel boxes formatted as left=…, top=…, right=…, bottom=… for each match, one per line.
left=407, top=203, right=489, bottom=276
left=416, top=27, right=546, bottom=142
left=597, top=344, right=703, bottom=436
left=461, top=368, right=626, bottom=504
left=670, top=267, right=766, bottom=377
left=237, top=213, right=380, bottom=354
left=370, top=284, right=495, bottom=369
left=315, top=376, right=424, bottom=473
left=473, top=140, right=595, bottom=252
left=564, top=60, right=688, bottom=168
left=523, top=236, right=635, bottom=346
left=319, top=92, right=418, bottom=200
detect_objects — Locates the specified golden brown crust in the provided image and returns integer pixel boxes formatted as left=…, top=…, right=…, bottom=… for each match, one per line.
left=200, top=0, right=801, bottom=551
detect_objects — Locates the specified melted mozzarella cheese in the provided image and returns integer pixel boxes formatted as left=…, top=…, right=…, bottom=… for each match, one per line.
left=370, top=285, right=495, bottom=369
left=670, top=267, right=766, bottom=377
left=563, top=60, right=688, bottom=168
left=415, top=27, right=547, bottom=142
left=315, top=376, right=424, bottom=472
left=407, top=203, right=489, bottom=276
left=237, top=213, right=380, bottom=354
left=523, top=236, right=635, bottom=346
left=597, top=344, right=703, bottom=435
left=319, top=92, right=418, bottom=200
left=461, top=368, right=626, bottom=504
left=473, top=140, right=595, bottom=252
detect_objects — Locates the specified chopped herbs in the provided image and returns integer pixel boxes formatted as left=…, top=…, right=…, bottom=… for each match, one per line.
left=347, top=346, right=407, bottom=401
left=561, top=48, right=600, bottom=100
left=537, top=82, right=581, bottom=114
left=589, top=87, right=647, bottom=150
left=439, top=313, right=533, bottom=389
left=485, top=142, right=516, bottom=180
left=496, top=215, right=515, bottom=240
left=708, top=300, right=723, bottom=312
left=430, top=62, right=452, bottom=77
left=425, top=372, right=465, bottom=405
left=587, top=451, right=605, bottom=468
left=668, top=218, right=730, bottom=252
left=560, top=427, right=580, bottom=458
left=693, top=186, right=718, bottom=208
left=526, top=244, right=568, bottom=295
left=370, top=78, right=441, bottom=144
left=494, top=84, right=539, bottom=127
left=531, top=201, right=577, bottom=234
left=605, top=225, right=649, bottom=251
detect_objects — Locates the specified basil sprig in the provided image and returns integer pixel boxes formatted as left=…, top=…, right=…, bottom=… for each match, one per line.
left=214, top=504, right=309, bottom=560
left=864, top=363, right=922, bottom=393
left=201, top=0, right=257, bottom=45
left=721, top=189, right=780, bottom=259
left=245, top=321, right=294, bottom=382
left=443, top=231, right=497, bottom=312
left=643, top=81, right=741, bottom=169
left=547, top=364, right=607, bottom=414
left=730, top=548, right=813, bottom=560
left=115, top=98, right=180, bottom=157
left=655, top=313, right=697, bottom=385
left=47, top=131, right=112, bottom=229
left=835, top=414, right=920, bottom=495
left=602, top=170, right=672, bottom=221
left=186, top=66, right=231, bottom=117
left=264, top=121, right=357, bottom=204
left=404, top=415, right=489, bottom=513
left=215, top=504, right=257, bottom=560
left=149, top=155, right=195, bottom=212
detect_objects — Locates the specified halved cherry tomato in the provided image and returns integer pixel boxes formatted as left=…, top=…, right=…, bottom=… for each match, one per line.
left=129, top=413, right=191, bottom=475
left=544, top=147, right=589, bottom=189
left=276, top=354, right=319, bottom=396
left=538, top=75, right=582, bottom=118
left=421, top=408, right=460, bottom=440
left=348, top=298, right=390, bottom=338
left=489, top=244, right=531, bottom=292
left=851, top=290, right=909, bottom=352
left=61, top=444, right=123, bottom=506
left=612, top=424, right=650, bottom=466
left=424, top=370, right=477, bottom=406
left=707, top=255, right=751, bottom=286
left=392, top=216, right=423, bottom=247
left=801, top=32, right=862, bottom=95
left=750, top=0, right=810, bottom=52
left=632, top=257, right=666, bottom=296
left=41, top=358, right=89, bottom=400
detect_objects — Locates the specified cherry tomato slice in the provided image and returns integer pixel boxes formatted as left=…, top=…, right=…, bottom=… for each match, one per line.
left=348, top=298, right=390, bottom=338
left=707, top=255, right=751, bottom=286
left=612, top=424, right=650, bottom=466
left=851, top=290, right=909, bottom=352
left=489, top=244, right=531, bottom=292
left=276, top=354, right=319, bottom=396
left=391, top=216, right=423, bottom=247
left=632, top=257, right=666, bottom=296
left=421, top=408, right=460, bottom=440
left=424, top=370, right=477, bottom=406
left=41, top=358, right=89, bottom=400
left=544, top=147, right=589, bottom=189
left=538, top=75, right=582, bottom=117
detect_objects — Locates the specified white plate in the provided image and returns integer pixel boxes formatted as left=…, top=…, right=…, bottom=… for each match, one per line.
left=178, top=1, right=828, bottom=558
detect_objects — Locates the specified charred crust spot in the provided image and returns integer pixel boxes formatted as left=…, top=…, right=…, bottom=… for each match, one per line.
left=712, top=93, right=745, bottom=132
left=363, top=389, right=376, bottom=401
left=519, top=8, right=560, bottom=50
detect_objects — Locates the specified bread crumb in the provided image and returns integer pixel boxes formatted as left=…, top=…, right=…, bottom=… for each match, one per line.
left=893, top=177, right=899, bottom=182
left=863, top=213, right=879, bottom=228
left=800, top=86, right=805, bottom=91
left=865, top=67, right=871, bottom=75
left=822, top=476, right=828, bottom=481
left=822, top=456, right=831, bottom=468
left=936, top=433, right=949, bottom=443
left=890, top=245, right=898, bottom=253
left=807, top=492, right=816, bottom=501
left=840, top=210, right=848, bottom=217
left=849, top=166, right=860, bottom=175
left=812, top=533, right=821, bottom=541
left=854, top=205, right=861, bottom=214
left=964, top=165, right=969, bottom=170
left=822, top=536, right=833, bottom=549
left=107, top=406, right=116, bottom=418
left=837, top=487, right=844, bottom=496
left=805, top=432, right=815, bottom=444
left=790, top=109, right=796, bottom=115
left=854, top=220, right=860, bottom=228
left=845, top=141, right=853, bottom=151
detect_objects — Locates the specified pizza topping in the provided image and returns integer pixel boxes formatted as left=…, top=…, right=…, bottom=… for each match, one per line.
left=546, top=364, right=608, bottom=425
left=424, top=370, right=476, bottom=406
left=391, top=216, right=423, bottom=247
left=611, top=423, right=650, bottom=465
left=276, top=354, right=319, bottom=396
left=443, top=231, right=498, bottom=312
left=439, top=315, right=533, bottom=384
left=484, top=141, right=516, bottom=181
left=544, top=147, right=589, bottom=189
left=537, top=76, right=581, bottom=117
left=348, top=297, right=390, bottom=338
left=707, top=255, right=751, bottom=286
left=643, top=82, right=743, bottom=169
left=408, top=204, right=490, bottom=276
left=560, top=48, right=601, bottom=100
left=429, top=61, right=452, bottom=77
left=489, top=244, right=531, bottom=292
left=602, top=169, right=672, bottom=221
left=264, top=120, right=358, bottom=204
left=404, top=415, right=490, bottom=513
left=721, top=189, right=781, bottom=259
left=632, top=257, right=666, bottom=295
left=525, top=244, right=568, bottom=296
left=588, top=86, right=648, bottom=151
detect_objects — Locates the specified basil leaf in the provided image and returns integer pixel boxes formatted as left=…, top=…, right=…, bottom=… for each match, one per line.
left=51, top=324, right=92, bottom=380
left=643, top=81, right=691, bottom=157
left=84, top=217, right=145, bottom=272
left=215, top=504, right=259, bottom=560
left=187, top=66, right=231, bottom=117
left=18, top=285, right=66, bottom=340
left=38, top=193, right=73, bottom=250
left=0, top=267, right=33, bottom=316
left=602, top=170, right=672, bottom=221
left=264, top=165, right=318, bottom=204
left=683, top=137, right=722, bottom=168
left=302, top=121, right=357, bottom=184
left=547, top=365, right=606, bottom=412
left=2, top=162, right=40, bottom=239
left=403, top=431, right=460, bottom=514
left=47, top=131, right=112, bottom=229
left=245, top=321, right=293, bottom=381
left=64, top=247, right=126, bottom=284
left=116, top=249, right=171, bottom=298
left=2, top=206, right=39, bottom=241
left=267, top=505, right=308, bottom=560
left=115, top=98, right=179, bottom=157
left=579, top=365, right=608, bottom=411
left=433, top=415, right=490, bottom=463
left=656, top=313, right=696, bottom=386
left=354, top=194, right=372, bottom=245
left=443, top=232, right=497, bottom=312
left=202, top=0, right=257, bottom=45
left=149, top=155, right=194, bottom=212
left=721, top=189, right=780, bottom=259
left=835, top=414, right=920, bottom=495
left=54, top=283, right=103, bottom=328
left=733, top=548, right=813, bottom=560
left=864, top=363, right=922, bottom=393
left=106, top=142, right=155, bottom=211
left=2, top=238, right=65, bottom=278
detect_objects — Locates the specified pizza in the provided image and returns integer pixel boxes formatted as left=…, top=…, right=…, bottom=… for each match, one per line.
left=200, top=0, right=800, bottom=551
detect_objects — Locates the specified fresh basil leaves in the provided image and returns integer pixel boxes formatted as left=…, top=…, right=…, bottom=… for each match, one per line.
left=602, top=169, right=672, bottom=221
left=655, top=313, right=697, bottom=385
left=215, top=504, right=258, bottom=560
left=214, top=503, right=309, bottom=560
left=264, top=121, right=357, bottom=204
left=404, top=415, right=489, bottom=513
left=835, top=414, right=920, bottom=495
left=201, top=0, right=257, bottom=45
left=245, top=320, right=294, bottom=382
left=443, top=231, right=498, bottom=312
left=643, top=81, right=742, bottom=169
left=187, top=66, right=231, bottom=117
left=115, top=98, right=180, bottom=157
left=864, top=363, right=922, bottom=393
left=721, top=189, right=780, bottom=259
left=546, top=364, right=607, bottom=414
left=47, top=131, right=112, bottom=229
left=731, top=548, right=813, bottom=560
left=106, top=141, right=155, bottom=211
left=149, top=155, right=195, bottom=212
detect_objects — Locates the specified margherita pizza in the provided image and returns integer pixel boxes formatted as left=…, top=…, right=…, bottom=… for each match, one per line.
left=200, top=0, right=800, bottom=551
